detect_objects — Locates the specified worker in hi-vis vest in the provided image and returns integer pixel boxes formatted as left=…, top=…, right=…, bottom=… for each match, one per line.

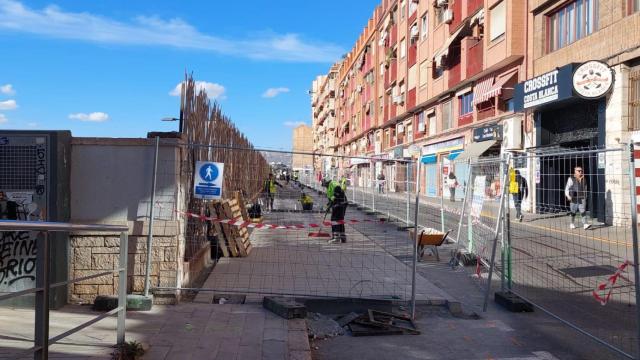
left=263, top=173, right=283, bottom=211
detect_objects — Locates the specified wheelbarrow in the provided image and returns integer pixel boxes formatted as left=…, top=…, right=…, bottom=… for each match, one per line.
left=408, top=227, right=452, bottom=262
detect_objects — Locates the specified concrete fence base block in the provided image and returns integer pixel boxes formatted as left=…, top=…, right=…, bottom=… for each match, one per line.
left=495, top=291, right=533, bottom=313
left=93, top=294, right=153, bottom=312
left=263, top=296, right=307, bottom=319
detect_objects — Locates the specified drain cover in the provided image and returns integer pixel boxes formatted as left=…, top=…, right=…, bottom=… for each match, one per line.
left=559, top=265, right=618, bottom=278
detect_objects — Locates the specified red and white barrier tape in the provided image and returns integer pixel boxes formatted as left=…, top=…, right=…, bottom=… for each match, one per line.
left=592, top=260, right=632, bottom=306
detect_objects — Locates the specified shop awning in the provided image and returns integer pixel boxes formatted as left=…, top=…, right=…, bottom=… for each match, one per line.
left=454, top=140, right=497, bottom=162
left=421, top=154, right=437, bottom=164
left=447, top=149, right=463, bottom=160
left=473, top=69, right=518, bottom=105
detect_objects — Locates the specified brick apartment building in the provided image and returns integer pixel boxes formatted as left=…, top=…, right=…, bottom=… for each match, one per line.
left=311, top=0, right=640, bottom=212
left=291, top=124, right=314, bottom=172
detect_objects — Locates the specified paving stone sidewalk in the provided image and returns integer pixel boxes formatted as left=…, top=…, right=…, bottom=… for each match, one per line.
left=0, top=303, right=310, bottom=360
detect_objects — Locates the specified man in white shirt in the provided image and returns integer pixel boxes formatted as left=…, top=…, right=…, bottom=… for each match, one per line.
left=564, top=166, right=590, bottom=230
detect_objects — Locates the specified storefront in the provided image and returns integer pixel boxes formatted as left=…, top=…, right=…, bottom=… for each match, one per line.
left=420, top=137, right=464, bottom=197
left=514, top=61, right=614, bottom=219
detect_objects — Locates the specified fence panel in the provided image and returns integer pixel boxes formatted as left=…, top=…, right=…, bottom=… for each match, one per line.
left=506, top=147, right=639, bottom=359
left=167, top=149, right=426, bottom=305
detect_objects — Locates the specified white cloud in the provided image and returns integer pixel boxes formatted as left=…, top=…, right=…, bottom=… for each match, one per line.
left=26, top=122, right=37, bottom=128
left=0, top=84, right=15, bottom=95
left=0, top=99, right=17, bottom=110
left=262, top=87, right=290, bottom=98
left=0, top=0, right=344, bottom=63
left=0, top=114, right=7, bottom=124
left=69, top=112, right=109, bottom=122
left=169, top=81, right=226, bottom=99
left=283, top=121, right=307, bottom=128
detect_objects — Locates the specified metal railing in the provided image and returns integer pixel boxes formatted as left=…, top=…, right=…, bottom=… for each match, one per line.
left=0, top=220, right=129, bottom=360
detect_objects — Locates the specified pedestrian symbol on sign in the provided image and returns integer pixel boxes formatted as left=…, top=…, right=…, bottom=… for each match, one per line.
left=194, top=161, right=224, bottom=200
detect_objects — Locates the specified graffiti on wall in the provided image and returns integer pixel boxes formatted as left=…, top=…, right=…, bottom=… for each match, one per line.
left=0, top=231, right=37, bottom=288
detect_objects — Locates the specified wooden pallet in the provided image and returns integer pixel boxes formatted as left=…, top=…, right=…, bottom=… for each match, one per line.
left=225, top=199, right=252, bottom=256
left=212, top=202, right=239, bottom=257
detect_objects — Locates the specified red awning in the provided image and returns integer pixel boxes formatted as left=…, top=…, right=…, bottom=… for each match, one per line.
left=473, top=69, right=518, bottom=105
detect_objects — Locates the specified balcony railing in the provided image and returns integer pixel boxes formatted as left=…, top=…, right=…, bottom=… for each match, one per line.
left=466, top=38, right=483, bottom=78
left=448, top=61, right=462, bottom=89
left=0, top=220, right=130, bottom=359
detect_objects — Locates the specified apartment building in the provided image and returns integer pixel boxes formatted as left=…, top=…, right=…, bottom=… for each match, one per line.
left=512, top=0, right=640, bottom=222
left=291, top=124, right=314, bottom=172
left=313, top=0, right=527, bottom=196
left=311, top=64, right=340, bottom=176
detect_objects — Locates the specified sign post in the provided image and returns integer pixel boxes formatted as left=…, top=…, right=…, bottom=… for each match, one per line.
left=194, top=161, right=224, bottom=200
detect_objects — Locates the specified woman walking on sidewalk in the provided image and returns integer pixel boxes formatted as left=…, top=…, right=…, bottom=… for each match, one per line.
left=447, top=172, right=458, bottom=202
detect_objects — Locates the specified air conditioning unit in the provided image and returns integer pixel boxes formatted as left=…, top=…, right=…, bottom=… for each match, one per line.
left=436, top=0, right=448, bottom=7
left=443, top=9, right=454, bottom=24
left=502, top=116, right=523, bottom=150
left=392, top=94, right=405, bottom=104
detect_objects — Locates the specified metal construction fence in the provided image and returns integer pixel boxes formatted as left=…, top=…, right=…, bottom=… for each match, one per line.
left=153, top=148, right=437, bottom=312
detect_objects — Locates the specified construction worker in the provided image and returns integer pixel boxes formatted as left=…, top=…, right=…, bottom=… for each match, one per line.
left=328, top=185, right=348, bottom=243
left=299, top=192, right=314, bottom=211
left=340, top=174, right=348, bottom=191
left=326, top=178, right=339, bottom=202
left=263, top=173, right=283, bottom=212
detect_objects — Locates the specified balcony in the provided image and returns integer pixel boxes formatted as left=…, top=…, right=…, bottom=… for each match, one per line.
left=448, top=61, right=462, bottom=89
left=458, top=114, right=473, bottom=126
left=450, top=0, right=464, bottom=32
left=467, top=0, right=483, bottom=16
left=408, top=8, right=417, bottom=25
left=407, top=88, right=416, bottom=109
left=389, top=24, right=398, bottom=46
left=408, top=44, right=417, bottom=67
left=465, top=38, right=483, bottom=78
left=390, top=60, right=397, bottom=83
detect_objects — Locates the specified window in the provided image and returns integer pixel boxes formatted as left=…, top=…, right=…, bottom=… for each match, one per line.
left=401, top=0, right=406, bottom=20
left=630, top=70, right=640, bottom=130
left=406, top=121, right=414, bottom=142
left=408, top=65, right=417, bottom=89
left=384, top=129, right=390, bottom=149
left=435, top=4, right=447, bottom=24
left=459, top=93, right=474, bottom=116
left=547, top=0, right=598, bottom=52
left=632, top=0, right=640, bottom=13
left=379, top=95, right=384, bottom=114
left=400, top=38, right=407, bottom=59
left=421, top=14, right=429, bottom=40
left=409, top=0, right=419, bottom=16
left=410, top=24, right=419, bottom=45
left=428, top=112, right=437, bottom=136
left=419, top=60, right=429, bottom=87
left=442, top=100, right=452, bottom=131
left=490, top=1, right=506, bottom=41
left=417, top=111, right=426, bottom=132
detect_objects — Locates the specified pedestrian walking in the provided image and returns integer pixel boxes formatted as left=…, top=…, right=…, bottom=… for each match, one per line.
left=327, top=185, right=348, bottom=244
left=377, top=172, right=386, bottom=193
left=565, top=165, right=590, bottom=229
left=510, top=170, right=528, bottom=222
left=447, top=172, right=458, bottom=202
left=263, top=173, right=283, bottom=212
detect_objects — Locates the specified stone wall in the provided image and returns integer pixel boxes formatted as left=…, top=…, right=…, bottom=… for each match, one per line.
left=68, top=220, right=182, bottom=305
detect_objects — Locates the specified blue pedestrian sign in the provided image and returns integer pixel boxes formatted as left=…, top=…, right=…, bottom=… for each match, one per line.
left=194, top=161, right=224, bottom=200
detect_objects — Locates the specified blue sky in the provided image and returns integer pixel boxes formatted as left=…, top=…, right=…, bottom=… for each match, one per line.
left=0, top=0, right=378, bottom=149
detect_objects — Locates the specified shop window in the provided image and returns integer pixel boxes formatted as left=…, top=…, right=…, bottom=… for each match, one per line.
left=459, top=93, right=474, bottom=116
left=630, top=70, right=640, bottom=130
left=442, top=100, right=453, bottom=131
left=547, top=0, right=598, bottom=53
left=421, top=13, right=429, bottom=40
left=490, top=1, right=506, bottom=41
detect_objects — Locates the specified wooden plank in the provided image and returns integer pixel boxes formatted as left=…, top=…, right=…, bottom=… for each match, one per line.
left=209, top=203, right=230, bottom=258
left=233, top=191, right=250, bottom=221
left=214, top=202, right=239, bottom=257
left=221, top=201, right=247, bottom=257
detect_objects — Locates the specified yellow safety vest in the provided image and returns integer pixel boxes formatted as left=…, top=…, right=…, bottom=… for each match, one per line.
left=265, top=180, right=277, bottom=194
left=509, top=168, right=519, bottom=194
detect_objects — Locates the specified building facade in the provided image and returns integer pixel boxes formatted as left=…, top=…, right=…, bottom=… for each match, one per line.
left=312, top=0, right=527, bottom=196
left=311, top=0, right=640, bottom=219
left=291, top=124, right=314, bottom=172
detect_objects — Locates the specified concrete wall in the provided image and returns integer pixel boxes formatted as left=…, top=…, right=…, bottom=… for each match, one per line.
left=67, top=137, right=191, bottom=304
